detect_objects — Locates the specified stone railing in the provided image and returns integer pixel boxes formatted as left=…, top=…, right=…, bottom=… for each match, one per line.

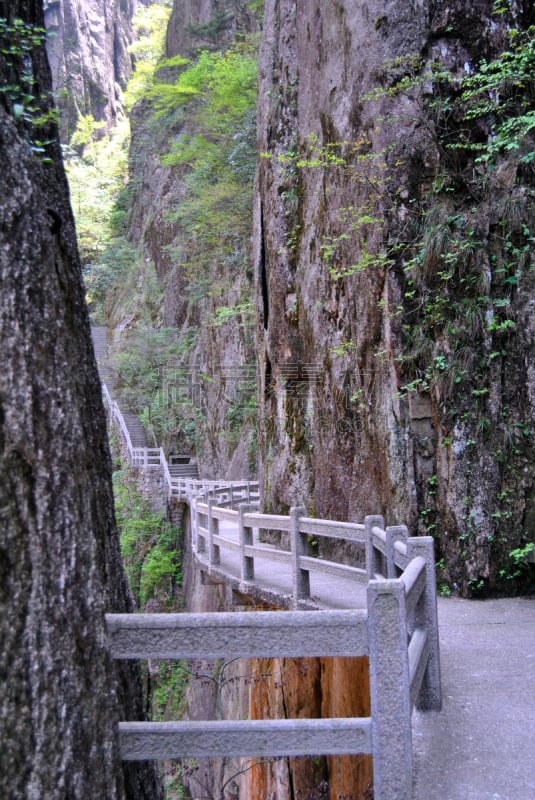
left=103, top=382, right=441, bottom=800
left=102, top=383, right=257, bottom=501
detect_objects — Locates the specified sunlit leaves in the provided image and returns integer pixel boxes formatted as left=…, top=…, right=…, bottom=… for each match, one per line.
left=125, top=1, right=173, bottom=110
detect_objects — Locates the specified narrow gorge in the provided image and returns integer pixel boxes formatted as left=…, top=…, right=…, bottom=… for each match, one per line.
left=75, top=0, right=535, bottom=597
left=1, top=0, right=534, bottom=798
left=81, top=2, right=534, bottom=797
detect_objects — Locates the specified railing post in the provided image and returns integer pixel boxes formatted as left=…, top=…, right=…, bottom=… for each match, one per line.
left=239, top=504, right=257, bottom=581
left=386, top=525, right=408, bottom=578
left=290, top=506, right=308, bottom=603
left=367, top=578, right=413, bottom=800
left=365, top=515, right=385, bottom=579
left=195, top=495, right=204, bottom=555
left=406, top=536, right=442, bottom=711
left=189, top=494, right=196, bottom=552
left=207, top=497, right=220, bottom=567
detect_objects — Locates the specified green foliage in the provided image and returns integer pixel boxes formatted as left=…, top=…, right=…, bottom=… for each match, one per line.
left=151, top=662, right=188, bottom=722
left=225, top=381, right=258, bottom=446
left=455, top=24, right=535, bottom=163
left=184, top=9, right=234, bottom=49
left=330, top=340, right=356, bottom=357
left=155, top=39, right=258, bottom=297
left=0, top=17, right=58, bottom=160
left=0, top=16, right=45, bottom=57
left=65, top=118, right=133, bottom=312
left=69, top=113, right=105, bottom=150
left=210, top=302, right=254, bottom=326
left=112, top=326, right=190, bottom=413
left=110, top=325, right=205, bottom=453
left=370, top=29, right=535, bottom=406
left=263, top=132, right=392, bottom=276
left=498, top=542, right=534, bottom=583
left=184, top=0, right=265, bottom=51
left=368, top=19, right=535, bottom=166
left=65, top=116, right=165, bottom=324
left=151, top=43, right=258, bottom=126
left=125, top=1, right=173, bottom=110
left=113, top=469, right=182, bottom=607
left=247, top=0, right=265, bottom=20
left=359, top=11, right=535, bottom=592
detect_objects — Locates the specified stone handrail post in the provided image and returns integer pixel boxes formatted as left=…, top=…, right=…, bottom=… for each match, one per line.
left=239, top=504, right=257, bottom=581
left=406, top=536, right=442, bottom=711
left=190, top=494, right=198, bottom=552
left=207, top=496, right=220, bottom=568
left=196, top=496, right=206, bottom=555
left=365, top=515, right=386, bottom=579
left=290, top=506, right=308, bottom=602
left=367, top=578, right=413, bottom=800
left=386, top=525, right=408, bottom=578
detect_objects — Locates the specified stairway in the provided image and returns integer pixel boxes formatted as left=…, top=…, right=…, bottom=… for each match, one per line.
left=90, top=325, right=199, bottom=475
left=90, top=325, right=108, bottom=363
left=90, top=326, right=148, bottom=448
left=168, top=462, right=199, bottom=479
left=122, top=413, right=149, bottom=448
left=90, top=325, right=115, bottom=386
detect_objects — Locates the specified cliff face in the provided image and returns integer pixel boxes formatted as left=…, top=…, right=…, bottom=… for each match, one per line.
left=123, top=0, right=260, bottom=478
left=44, top=0, right=134, bottom=139
left=0, top=2, right=162, bottom=795
left=255, top=0, right=535, bottom=595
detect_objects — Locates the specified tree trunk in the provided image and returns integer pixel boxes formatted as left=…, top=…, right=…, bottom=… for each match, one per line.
left=0, top=2, right=163, bottom=797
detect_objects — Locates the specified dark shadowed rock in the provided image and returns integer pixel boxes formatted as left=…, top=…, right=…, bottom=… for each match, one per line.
left=0, top=1, right=163, bottom=796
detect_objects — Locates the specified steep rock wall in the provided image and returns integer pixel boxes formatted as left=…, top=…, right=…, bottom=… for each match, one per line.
left=255, top=0, right=535, bottom=595
left=0, top=2, right=162, bottom=795
left=44, top=0, right=134, bottom=140
left=122, top=0, right=260, bottom=478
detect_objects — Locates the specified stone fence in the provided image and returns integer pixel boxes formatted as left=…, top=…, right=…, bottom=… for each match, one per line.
left=103, top=383, right=442, bottom=800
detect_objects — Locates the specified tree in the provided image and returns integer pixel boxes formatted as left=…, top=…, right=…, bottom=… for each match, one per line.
left=0, top=2, right=163, bottom=797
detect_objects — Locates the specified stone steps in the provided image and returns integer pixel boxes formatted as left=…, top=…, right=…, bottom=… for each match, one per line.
left=168, top=463, right=199, bottom=478
left=122, top=413, right=149, bottom=447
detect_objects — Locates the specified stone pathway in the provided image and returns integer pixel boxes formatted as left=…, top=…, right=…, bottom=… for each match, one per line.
left=412, top=596, right=535, bottom=800
left=201, top=519, right=368, bottom=610
left=91, top=326, right=535, bottom=798
left=208, top=527, right=535, bottom=798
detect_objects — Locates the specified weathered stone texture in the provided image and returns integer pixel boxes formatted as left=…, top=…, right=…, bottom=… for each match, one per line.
left=0, top=2, right=162, bottom=795
left=255, top=0, right=535, bottom=595
left=44, top=0, right=134, bottom=139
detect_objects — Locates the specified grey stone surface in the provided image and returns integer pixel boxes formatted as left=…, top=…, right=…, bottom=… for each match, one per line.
left=119, top=717, right=373, bottom=761
left=412, top=596, right=535, bottom=800
left=107, top=608, right=369, bottom=659
left=368, top=580, right=413, bottom=800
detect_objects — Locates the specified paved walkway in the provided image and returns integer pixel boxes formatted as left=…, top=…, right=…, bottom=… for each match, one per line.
left=200, top=523, right=535, bottom=798
left=198, top=519, right=368, bottom=610
left=412, top=596, right=535, bottom=800
left=93, top=328, right=535, bottom=797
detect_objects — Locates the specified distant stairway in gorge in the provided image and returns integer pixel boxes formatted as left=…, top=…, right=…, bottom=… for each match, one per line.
left=91, top=325, right=149, bottom=449
left=90, top=325, right=198, bottom=478
left=121, top=412, right=149, bottom=449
